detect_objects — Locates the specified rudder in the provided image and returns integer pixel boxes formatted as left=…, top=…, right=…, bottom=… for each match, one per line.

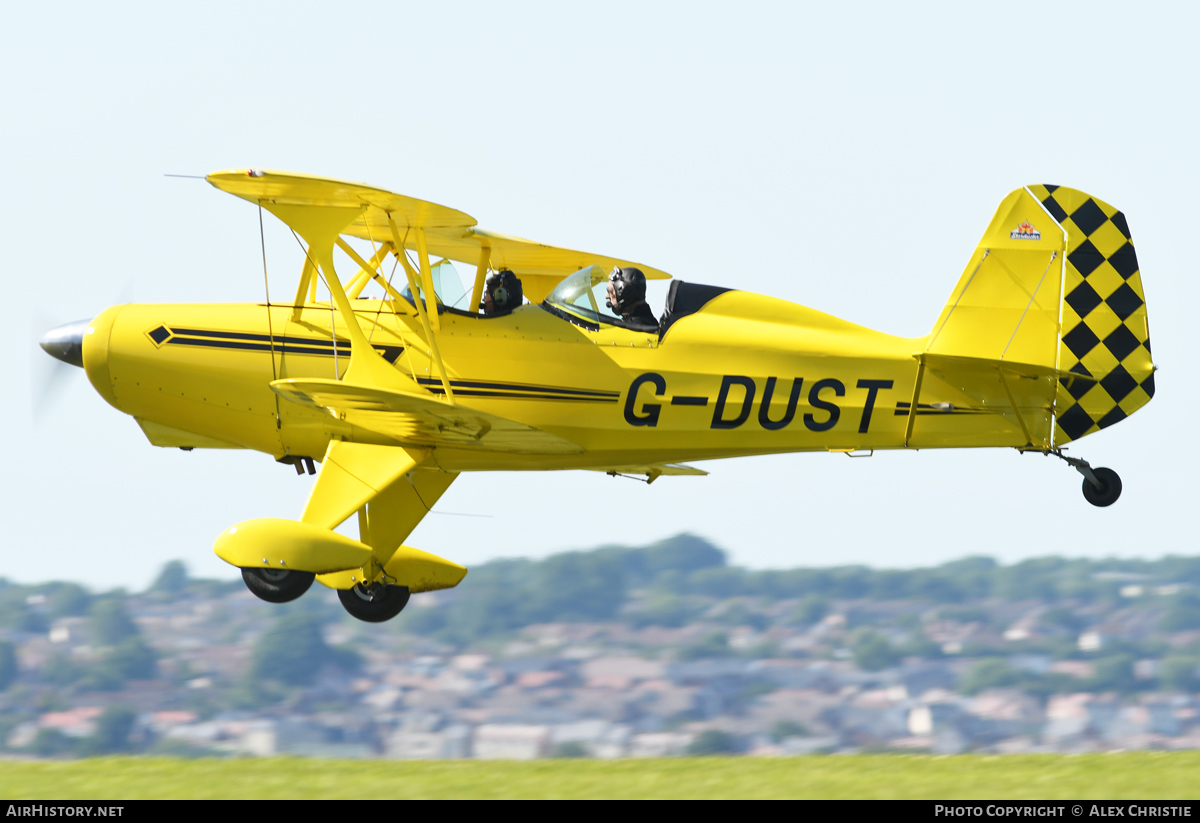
left=1027, top=185, right=1154, bottom=445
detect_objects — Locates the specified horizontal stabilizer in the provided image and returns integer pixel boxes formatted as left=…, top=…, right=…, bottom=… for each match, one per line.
left=920, top=353, right=1059, bottom=448
left=271, top=378, right=584, bottom=454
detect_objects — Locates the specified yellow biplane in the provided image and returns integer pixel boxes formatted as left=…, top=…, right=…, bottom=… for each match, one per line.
left=39, top=170, right=1155, bottom=621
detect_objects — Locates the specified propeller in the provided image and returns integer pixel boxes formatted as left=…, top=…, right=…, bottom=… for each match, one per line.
left=31, top=282, right=131, bottom=422
left=31, top=313, right=89, bottom=422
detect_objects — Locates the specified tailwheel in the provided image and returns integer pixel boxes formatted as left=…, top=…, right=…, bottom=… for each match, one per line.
left=1051, top=450, right=1122, bottom=508
left=242, top=567, right=315, bottom=603
left=1081, top=467, right=1122, bottom=508
left=338, top=583, right=411, bottom=622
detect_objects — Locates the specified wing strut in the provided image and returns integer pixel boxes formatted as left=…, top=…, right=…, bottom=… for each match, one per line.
left=469, top=251, right=490, bottom=315
left=386, top=215, right=456, bottom=403
left=293, top=254, right=317, bottom=310
left=262, top=202, right=427, bottom=395
left=344, top=241, right=396, bottom=298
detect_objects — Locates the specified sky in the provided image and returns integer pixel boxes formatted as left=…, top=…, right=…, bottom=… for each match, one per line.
left=3, top=2, right=1198, bottom=589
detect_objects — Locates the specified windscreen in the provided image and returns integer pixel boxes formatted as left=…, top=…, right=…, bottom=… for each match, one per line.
left=400, top=259, right=473, bottom=310
left=543, top=266, right=619, bottom=324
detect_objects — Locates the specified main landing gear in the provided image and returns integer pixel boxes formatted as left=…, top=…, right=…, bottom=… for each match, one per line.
left=240, top=568, right=411, bottom=621
left=241, top=567, right=316, bottom=602
left=1050, top=450, right=1123, bottom=508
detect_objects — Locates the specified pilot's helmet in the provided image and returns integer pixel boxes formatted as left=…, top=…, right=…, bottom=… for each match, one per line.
left=606, top=267, right=647, bottom=314
left=486, top=270, right=523, bottom=313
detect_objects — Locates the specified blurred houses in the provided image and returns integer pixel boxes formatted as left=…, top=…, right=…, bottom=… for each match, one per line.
left=2, top=537, right=1200, bottom=759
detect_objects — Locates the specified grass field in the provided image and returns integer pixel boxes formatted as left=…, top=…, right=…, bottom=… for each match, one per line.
left=1, top=753, right=1198, bottom=799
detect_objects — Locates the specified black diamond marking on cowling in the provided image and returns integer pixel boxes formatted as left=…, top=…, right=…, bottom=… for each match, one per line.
left=148, top=325, right=172, bottom=345
left=1042, top=195, right=1068, bottom=223
left=1108, top=242, right=1139, bottom=279
left=154, top=326, right=403, bottom=363
left=1104, top=324, right=1141, bottom=362
left=1057, top=404, right=1096, bottom=440
left=1099, top=364, right=1137, bottom=403
left=1144, top=338, right=1152, bottom=354
left=1069, top=362, right=1094, bottom=378
left=1070, top=199, right=1109, bottom=237
left=1105, top=282, right=1144, bottom=320
left=1068, top=239, right=1105, bottom=277
left=1097, top=406, right=1128, bottom=429
left=1111, top=211, right=1131, bottom=240
left=1141, top=372, right=1155, bottom=398
left=1061, top=375, right=1095, bottom=401
left=1062, top=323, right=1101, bottom=359
left=1065, top=281, right=1103, bottom=318
left=1044, top=184, right=1060, bottom=193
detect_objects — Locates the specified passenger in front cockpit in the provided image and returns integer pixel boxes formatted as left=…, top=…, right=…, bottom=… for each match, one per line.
left=482, top=270, right=523, bottom=316
left=606, top=267, right=658, bottom=330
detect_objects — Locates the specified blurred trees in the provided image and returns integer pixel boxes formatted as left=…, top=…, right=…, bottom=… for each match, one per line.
left=769, top=720, right=808, bottom=741
left=89, top=599, right=138, bottom=646
left=687, top=730, right=738, bottom=755
left=1158, top=656, right=1200, bottom=692
left=958, top=658, right=1020, bottom=695
left=150, top=561, right=189, bottom=595
left=251, top=611, right=361, bottom=688
left=851, top=630, right=900, bottom=672
left=1089, top=655, right=1137, bottom=694
left=1161, top=591, right=1200, bottom=632
left=0, top=640, right=16, bottom=691
left=79, top=707, right=136, bottom=755
left=46, top=584, right=91, bottom=619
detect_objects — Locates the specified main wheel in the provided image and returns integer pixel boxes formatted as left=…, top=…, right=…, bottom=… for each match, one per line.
left=241, top=567, right=315, bottom=603
left=1082, top=467, right=1122, bottom=507
left=338, top=583, right=411, bottom=622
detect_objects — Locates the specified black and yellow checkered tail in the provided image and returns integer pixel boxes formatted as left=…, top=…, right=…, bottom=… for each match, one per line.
left=1029, top=185, right=1155, bottom=445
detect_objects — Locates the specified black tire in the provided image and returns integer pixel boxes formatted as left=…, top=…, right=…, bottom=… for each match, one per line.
left=241, top=567, right=316, bottom=603
left=338, top=583, right=411, bottom=622
left=1082, top=467, right=1122, bottom=508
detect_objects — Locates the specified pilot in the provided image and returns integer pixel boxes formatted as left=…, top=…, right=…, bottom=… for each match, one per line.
left=482, top=270, right=523, bottom=316
left=606, top=267, right=658, bottom=329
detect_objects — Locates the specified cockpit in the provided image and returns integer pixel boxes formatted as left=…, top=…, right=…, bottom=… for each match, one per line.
left=543, top=266, right=731, bottom=334
left=382, top=258, right=731, bottom=334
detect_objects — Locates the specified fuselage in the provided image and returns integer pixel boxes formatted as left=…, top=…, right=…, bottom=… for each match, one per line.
left=79, top=289, right=1037, bottom=473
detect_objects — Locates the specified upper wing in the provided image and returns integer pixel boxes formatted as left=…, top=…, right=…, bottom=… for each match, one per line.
left=271, top=378, right=584, bottom=455
left=206, top=168, right=670, bottom=302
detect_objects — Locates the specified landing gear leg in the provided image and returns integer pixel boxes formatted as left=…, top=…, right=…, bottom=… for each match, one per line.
left=1051, top=450, right=1122, bottom=507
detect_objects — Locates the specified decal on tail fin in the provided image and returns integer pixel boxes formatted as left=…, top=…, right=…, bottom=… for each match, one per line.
left=1028, top=185, right=1155, bottom=445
